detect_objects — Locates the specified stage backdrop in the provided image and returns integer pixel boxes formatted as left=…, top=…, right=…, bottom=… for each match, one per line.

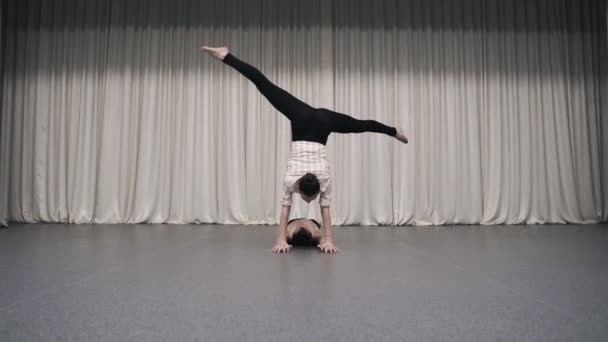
left=1, top=0, right=607, bottom=226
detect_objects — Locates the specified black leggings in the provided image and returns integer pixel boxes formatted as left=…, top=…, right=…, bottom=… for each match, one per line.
left=222, top=53, right=397, bottom=145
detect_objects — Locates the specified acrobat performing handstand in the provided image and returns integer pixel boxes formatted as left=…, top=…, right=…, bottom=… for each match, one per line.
left=201, top=46, right=408, bottom=253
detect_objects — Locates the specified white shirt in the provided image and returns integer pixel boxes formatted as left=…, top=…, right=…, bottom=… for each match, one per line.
left=281, top=141, right=332, bottom=207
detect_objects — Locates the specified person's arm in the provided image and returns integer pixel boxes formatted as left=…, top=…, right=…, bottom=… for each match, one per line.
left=319, top=206, right=340, bottom=253
left=272, top=206, right=292, bottom=253
left=278, top=206, right=290, bottom=242
left=320, top=206, right=332, bottom=242
left=272, top=176, right=295, bottom=253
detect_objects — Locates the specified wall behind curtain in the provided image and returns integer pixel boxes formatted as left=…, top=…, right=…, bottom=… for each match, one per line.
left=1, top=0, right=606, bottom=226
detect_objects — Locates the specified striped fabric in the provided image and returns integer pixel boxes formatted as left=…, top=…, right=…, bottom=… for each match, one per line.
left=281, top=141, right=332, bottom=207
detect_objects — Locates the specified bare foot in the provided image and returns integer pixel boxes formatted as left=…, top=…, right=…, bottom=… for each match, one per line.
left=395, top=127, right=408, bottom=144
left=200, top=46, right=229, bottom=60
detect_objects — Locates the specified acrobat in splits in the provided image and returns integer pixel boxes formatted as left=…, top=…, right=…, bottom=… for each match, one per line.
left=201, top=46, right=408, bottom=253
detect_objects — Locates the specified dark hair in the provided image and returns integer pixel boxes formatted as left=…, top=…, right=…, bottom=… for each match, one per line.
left=288, top=227, right=319, bottom=246
left=298, top=173, right=320, bottom=197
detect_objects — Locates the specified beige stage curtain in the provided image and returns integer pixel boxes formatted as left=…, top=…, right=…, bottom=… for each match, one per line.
left=1, top=0, right=8, bottom=227
left=0, top=0, right=606, bottom=226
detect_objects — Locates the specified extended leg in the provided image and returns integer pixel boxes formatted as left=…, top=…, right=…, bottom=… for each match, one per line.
left=323, top=109, right=408, bottom=143
left=325, top=109, right=396, bottom=135
left=202, top=46, right=312, bottom=121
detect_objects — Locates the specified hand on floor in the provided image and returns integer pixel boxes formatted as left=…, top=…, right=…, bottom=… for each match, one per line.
left=271, top=240, right=292, bottom=253
left=318, top=241, right=341, bottom=253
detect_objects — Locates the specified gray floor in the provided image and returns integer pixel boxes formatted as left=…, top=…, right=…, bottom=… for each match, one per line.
left=1, top=224, right=607, bottom=342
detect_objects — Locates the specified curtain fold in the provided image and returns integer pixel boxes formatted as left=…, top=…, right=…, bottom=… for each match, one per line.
left=1, top=0, right=606, bottom=226
left=602, top=0, right=608, bottom=223
left=0, top=0, right=7, bottom=227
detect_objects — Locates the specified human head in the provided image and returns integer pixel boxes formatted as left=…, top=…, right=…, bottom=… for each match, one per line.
left=287, top=226, right=321, bottom=246
left=298, top=173, right=320, bottom=203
